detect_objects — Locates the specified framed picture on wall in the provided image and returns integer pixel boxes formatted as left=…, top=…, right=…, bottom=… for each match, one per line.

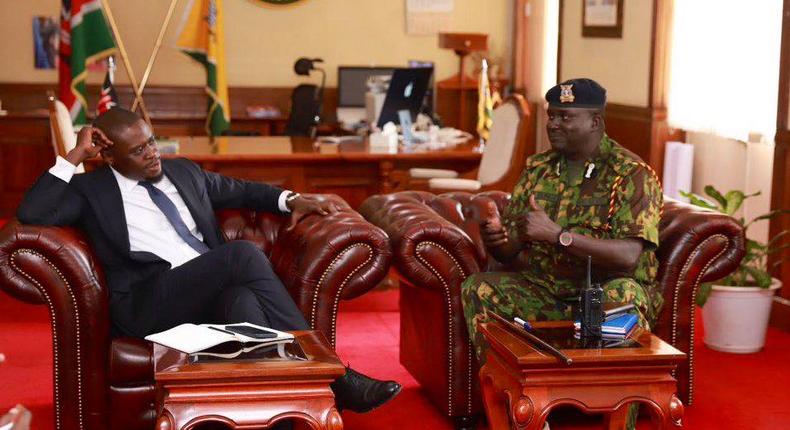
left=582, top=0, right=623, bottom=38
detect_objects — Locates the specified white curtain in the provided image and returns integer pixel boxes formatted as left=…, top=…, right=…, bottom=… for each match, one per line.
left=667, top=0, right=783, bottom=142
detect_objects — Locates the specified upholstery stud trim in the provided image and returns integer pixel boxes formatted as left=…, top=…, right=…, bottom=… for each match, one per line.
left=673, top=234, right=727, bottom=405
left=415, top=241, right=472, bottom=416
left=310, top=243, right=373, bottom=347
left=10, top=249, right=84, bottom=430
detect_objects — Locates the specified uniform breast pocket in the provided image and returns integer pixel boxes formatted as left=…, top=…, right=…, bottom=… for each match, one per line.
left=568, top=195, right=609, bottom=232
left=534, top=191, right=560, bottom=218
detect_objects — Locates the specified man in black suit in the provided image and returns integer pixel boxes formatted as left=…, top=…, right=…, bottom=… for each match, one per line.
left=17, top=108, right=400, bottom=414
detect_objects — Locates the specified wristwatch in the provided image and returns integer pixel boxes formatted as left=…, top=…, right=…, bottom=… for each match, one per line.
left=557, top=229, right=573, bottom=247
left=285, top=192, right=301, bottom=210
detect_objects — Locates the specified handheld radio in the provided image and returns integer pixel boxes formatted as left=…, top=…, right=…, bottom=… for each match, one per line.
left=580, top=255, right=603, bottom=338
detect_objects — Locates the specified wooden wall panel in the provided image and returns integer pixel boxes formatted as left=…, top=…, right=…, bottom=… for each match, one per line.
left=0, top=83, right=340, bottom=217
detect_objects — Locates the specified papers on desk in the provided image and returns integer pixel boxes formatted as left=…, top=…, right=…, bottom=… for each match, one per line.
left=316, top=136, right=363, bottom=144
left=145, top=322, right=294, bottom=359
left=411, top=127, right=473, bottom=147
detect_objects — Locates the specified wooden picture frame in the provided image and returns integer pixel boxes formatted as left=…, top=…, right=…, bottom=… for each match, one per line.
left=582, top=0, right=623, bottom=38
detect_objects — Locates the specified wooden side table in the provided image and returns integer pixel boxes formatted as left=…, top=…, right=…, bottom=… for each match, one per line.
left=153, top=330, right=346, bottom=430
left=478, top=321, right=687, bottom=430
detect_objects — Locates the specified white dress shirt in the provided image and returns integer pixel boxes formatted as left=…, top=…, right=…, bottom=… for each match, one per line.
left=49, top=156, right=292, bottom=268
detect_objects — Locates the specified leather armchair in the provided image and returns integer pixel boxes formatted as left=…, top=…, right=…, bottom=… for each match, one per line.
left=360, top=191, right=745, bottom=427
left=0, top=194, right=391, bottom=430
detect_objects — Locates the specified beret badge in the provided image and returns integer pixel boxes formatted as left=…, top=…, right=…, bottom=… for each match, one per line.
left=559, top=84, right=575, bottom=103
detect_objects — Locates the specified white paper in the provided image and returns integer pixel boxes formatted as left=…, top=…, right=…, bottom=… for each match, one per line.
left=406, top=0, right=454, bottom=35
left=662, top=141, right=694, bottom=202
left=145, top=322, right=294, bottom=354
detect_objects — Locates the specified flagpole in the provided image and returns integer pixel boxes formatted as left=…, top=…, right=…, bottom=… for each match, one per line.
left=99, top=0, right=152, bottom=124
left=132, top=0, right=179, bottom=112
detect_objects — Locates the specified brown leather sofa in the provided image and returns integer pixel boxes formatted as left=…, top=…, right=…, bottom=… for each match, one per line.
left=0, top=195, right=391, bottom=430
left=360, top=190, right=745, bottom=428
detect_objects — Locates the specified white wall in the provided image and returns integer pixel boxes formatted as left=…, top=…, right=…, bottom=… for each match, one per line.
left=689, top=132, right=774, bottom=243
left=0, top=0, right=513, bottom=87
left=559, top=0, right=653, bottom=107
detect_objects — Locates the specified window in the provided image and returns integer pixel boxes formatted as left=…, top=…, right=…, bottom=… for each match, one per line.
left=667, top=0, right=783, bottom=142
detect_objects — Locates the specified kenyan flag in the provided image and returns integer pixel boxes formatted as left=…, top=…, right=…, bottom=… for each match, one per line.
left=176, top=0, right=230, bottom=136
left=58, top=0, right=116, bottom=125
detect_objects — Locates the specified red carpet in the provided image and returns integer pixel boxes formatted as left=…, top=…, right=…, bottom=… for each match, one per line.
left=1, top=288, right=788, bottom=429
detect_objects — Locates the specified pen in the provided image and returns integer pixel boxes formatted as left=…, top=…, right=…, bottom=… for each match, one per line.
left=513, top=317, right=532, bottom=330
left=208, top=325, right=236, bottom=336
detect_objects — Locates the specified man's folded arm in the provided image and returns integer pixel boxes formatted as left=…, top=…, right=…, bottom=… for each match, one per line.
left=16, top=157, right=86, bottom=226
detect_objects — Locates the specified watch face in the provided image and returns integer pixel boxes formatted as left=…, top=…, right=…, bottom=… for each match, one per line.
left=559, top=231, right=573, bottom=247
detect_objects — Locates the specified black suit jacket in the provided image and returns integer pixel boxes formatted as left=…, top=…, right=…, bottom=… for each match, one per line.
left=17, top=158, right=284, bottom=334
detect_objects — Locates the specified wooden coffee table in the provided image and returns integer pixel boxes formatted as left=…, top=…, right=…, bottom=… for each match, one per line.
left=478, top=321, right=687, bottom=430
left=153, top=330, right=346, bottom=430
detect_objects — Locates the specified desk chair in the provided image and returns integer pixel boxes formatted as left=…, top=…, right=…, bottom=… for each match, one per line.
left=47, top=97, right=84, bottom=173
left=285, top=84, right=321, bottom=137
left=360, top=192, right=745, bottom=429
left=0, top=195, right=392, bottom=430
left=408, top=94, right=533, bottom=192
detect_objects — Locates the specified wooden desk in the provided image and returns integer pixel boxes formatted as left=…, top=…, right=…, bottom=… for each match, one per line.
left=156, top=136, right=483, bottom=208
left=478, top=321, right=686, bottom=430
left=154, top=330, right=345, bottom=430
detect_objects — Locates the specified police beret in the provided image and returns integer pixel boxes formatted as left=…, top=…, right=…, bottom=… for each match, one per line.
left=545, top=78, right=607, bottom=108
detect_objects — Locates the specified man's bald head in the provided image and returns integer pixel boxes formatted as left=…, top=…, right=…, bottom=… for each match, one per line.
left=93, top=107, right=143, bottom=144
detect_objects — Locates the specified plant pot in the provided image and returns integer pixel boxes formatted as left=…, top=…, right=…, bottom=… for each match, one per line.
left=702, top=278, right=782, bottom=353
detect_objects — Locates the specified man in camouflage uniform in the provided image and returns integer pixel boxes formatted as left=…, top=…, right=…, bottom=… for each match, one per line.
left=462, top=77, right=663, bottom=360
left=462, top=78, right=662, bottom=428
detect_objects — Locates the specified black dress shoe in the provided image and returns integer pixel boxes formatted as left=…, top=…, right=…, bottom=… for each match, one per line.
left=330, top=367, right=402, bottom=413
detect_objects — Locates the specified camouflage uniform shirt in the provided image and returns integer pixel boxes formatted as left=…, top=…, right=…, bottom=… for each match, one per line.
left=502, top=134, right=664, bottom=319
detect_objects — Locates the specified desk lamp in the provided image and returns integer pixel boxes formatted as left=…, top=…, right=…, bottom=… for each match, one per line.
left=437, top=33, right=488, bottom=131
left=294, top=57, right=326, bottom=137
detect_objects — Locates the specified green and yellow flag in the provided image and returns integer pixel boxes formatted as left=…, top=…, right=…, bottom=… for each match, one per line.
left=177, top=0, right=230, bottom=136
left=476, top=59, right=494, bottom=141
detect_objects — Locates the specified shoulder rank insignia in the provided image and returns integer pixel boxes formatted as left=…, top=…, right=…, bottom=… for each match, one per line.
left=559, top=84, right=575, bottom=103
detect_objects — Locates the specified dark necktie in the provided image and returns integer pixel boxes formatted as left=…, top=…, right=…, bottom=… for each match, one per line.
left=138, top=181, right=210, bottom=254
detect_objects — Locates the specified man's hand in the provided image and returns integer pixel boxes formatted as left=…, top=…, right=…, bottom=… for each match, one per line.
left=521, top=194, right=562, bottom=243
left=286, top=195, right=340, bottom=230
left=65, top=126, right=113, bottom=166
left=480, top=215, right=509, bottom=249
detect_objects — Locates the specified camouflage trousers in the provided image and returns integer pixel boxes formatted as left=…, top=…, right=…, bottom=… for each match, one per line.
left=461, top=271, right=659, bottom=430
left=461, top=271, right=659, bottom=364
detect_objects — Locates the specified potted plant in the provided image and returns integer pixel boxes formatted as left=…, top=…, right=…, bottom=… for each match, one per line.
left=681, top=186, right=788, bottom=353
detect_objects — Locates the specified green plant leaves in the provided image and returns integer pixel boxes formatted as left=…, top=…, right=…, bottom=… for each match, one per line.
left=722, top=190, right=760, bottom=216
left=704, top=185, right=728, bottom=208
left=679, top=190, right=719, bottom=211
left=743, top=266, right=773, bottom=288
left=696, top=282, right=713, bottom=306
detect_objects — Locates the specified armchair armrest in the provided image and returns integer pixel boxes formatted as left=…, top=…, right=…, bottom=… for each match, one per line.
left=360, top=192, right=482, bottom=294
left=429, top=178, right=482, bottom=192
left=656, top=199, right=746, bottom=335
left=409, top=168, right=459, bottom=179
left=268, top=194, right=392, bottom=346
left=0, top=220, right=111, bottom=429
left=655, top=198, right=745, bottom=405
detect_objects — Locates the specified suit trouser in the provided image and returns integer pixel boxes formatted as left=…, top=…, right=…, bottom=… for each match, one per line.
left=122, top=240, right=310, bottom=337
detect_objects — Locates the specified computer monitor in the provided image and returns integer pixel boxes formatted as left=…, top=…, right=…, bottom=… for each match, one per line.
left=337, top=66, right=397, bottom=107
left=376, top=67, right=433, bottom=128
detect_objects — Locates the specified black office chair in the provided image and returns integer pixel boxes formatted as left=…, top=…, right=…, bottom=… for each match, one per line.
left=285, top=83, right=321, bottom=137
left=285, top=57, right=325, bottom=137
